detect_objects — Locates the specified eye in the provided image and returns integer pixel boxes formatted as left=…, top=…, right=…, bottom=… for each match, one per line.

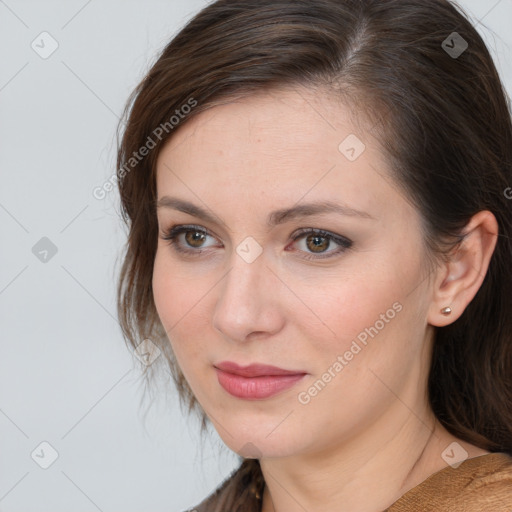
left=160, top=224, right=221, bottom=255
left=289, top=228, right=352, bottom=260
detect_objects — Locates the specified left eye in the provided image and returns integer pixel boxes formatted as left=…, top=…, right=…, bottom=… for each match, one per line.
left=290, top=229, right=353, bottom=258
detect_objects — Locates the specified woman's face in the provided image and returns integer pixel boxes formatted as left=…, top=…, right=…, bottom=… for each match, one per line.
left=153, top=87, right=438, bottom=458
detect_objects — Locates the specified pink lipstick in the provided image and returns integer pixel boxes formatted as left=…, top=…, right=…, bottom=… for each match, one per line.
left=214, top=361, right=307, bottom=400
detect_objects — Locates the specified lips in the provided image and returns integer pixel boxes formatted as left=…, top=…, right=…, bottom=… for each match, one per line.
left=214, top=361, right=307, bottom=400
left=214, top=361, right=305, bottom=377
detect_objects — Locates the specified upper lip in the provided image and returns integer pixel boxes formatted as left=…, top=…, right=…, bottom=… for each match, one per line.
left=214, top=361, right=306, bottom=377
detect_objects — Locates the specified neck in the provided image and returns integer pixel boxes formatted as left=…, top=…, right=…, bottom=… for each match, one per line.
left=259, top=404, right=472, bottom=512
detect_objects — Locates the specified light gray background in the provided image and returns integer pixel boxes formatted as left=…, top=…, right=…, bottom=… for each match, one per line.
left=0, top=1, right=511, bottom=511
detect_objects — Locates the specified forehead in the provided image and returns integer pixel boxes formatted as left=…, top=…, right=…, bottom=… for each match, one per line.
left=154, top=87, right=409, bottom=226
left=162, top=87, right=363, bottom=154
left=157, top=87, right=375, bottom=180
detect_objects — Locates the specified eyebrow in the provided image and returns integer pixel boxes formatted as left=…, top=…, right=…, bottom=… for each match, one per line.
left=156, top=196, right=375, bottom=227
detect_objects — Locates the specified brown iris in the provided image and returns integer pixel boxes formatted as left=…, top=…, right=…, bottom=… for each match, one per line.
left=305, top=234, right=329, bottom=253
left=185, top=230, right=207, bottom=248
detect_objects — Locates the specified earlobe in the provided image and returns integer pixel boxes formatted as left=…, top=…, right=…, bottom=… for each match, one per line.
left=428, top=210, right=498, bottom=327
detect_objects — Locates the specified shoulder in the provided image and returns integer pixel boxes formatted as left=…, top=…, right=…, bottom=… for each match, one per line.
left=387, top=452, right=512, bottom=512
left=457, top=453, right=512, bottom=509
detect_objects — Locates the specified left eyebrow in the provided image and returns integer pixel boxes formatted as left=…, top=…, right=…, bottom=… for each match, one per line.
left=155, top=196, right=375, bottom=227
left=267, top=200, right=375, bottom=225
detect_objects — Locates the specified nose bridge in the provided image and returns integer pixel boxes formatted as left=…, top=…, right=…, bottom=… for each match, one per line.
left=221, top=251, right=266, bottom=313
left=213, top=248, right=280, bottom=340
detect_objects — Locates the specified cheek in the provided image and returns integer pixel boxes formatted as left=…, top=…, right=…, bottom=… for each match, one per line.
left=152, top=250, right=211, bottom=364
left=289, top=263, right=409, bottom=350
left=287, top=254, right=427, bottom=396
left=290, top=271, right=423, bottom=424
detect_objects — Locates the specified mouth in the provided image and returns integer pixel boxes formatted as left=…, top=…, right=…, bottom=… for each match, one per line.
left=214, top=361, right=307, bottom=400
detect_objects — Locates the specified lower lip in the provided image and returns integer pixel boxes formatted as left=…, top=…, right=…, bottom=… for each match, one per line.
left=215, top=369, right=306, bottom=400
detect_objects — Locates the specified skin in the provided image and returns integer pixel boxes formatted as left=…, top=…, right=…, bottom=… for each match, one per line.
left=152, top=87, right=497, bottom=512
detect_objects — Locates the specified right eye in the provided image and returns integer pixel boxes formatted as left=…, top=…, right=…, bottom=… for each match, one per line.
left=160, top=224, right=222, bottom=255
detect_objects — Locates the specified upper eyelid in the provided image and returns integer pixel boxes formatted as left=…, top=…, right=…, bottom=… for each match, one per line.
left=163, top=224, right=219, bottom=241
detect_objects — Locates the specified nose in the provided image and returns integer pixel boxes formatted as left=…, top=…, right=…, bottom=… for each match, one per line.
left=212, top=251, right=285, bottom=342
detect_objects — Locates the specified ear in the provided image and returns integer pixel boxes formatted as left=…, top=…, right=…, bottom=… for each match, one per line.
left=428, top=210, right=498, bottom=327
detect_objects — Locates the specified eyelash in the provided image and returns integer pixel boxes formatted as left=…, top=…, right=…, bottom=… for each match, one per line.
left=160, top=224, right=353, bottom=261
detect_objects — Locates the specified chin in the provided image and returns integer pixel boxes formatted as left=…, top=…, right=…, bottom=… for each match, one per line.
left=231, top=436, right=301, bottom=459
left=210, top=414, right=308, bottom=459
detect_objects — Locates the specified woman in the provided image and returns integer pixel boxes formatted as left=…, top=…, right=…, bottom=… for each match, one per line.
left=116, top=0, right=512, bottom=510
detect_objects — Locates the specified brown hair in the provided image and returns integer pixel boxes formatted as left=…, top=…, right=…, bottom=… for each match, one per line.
left=116, top=0, right=512, bottom=508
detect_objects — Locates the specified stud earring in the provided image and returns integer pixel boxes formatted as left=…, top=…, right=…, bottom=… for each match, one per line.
left=440, top=306, right=452, bottom=316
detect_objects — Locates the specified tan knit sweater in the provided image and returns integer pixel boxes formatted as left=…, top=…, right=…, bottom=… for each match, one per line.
left=385, top=452, right=512, bottom=511
left=189, top=452, right=512, bottom=511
